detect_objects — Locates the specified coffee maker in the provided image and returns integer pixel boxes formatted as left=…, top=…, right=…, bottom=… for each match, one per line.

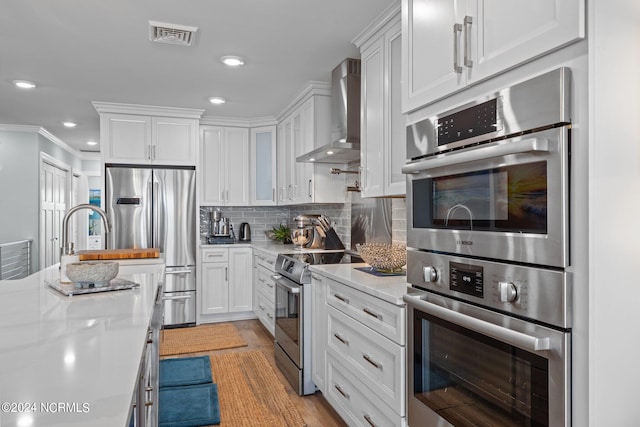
left=208, top=209, right=235, bottom=244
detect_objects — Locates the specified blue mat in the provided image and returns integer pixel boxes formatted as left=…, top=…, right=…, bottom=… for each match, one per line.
left=159, top=383, right=220, bottom=427
left=160, top=356, right=213, bottom=388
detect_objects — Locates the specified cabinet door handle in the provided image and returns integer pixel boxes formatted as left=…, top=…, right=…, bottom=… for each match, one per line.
left=363, top=307, right=381, bottom=320
left=207, top=253, right=224, bottom=258
left=363, top=354, right=381, bottom=369
left=334, top=293, right=349, bottom=304
left=334, top=333, right=349, bottom=346
left=308, top=179, right=312, bottom=198
left=259, top=304, right=266, bottom=310
left=363, top=414, right=377, bottom=427
left=453, top=23, right=463, bottom=73
left=267, top=312, right=273, bottom=319
left=464, top=15, right=473, bottom=68
left=272, top=188, right=275, bottom=202
left=225, top=267, right=228, bottom=281
left=334, top=384, right=349, bottom=399
left=152, top=145, right=156, bottom=160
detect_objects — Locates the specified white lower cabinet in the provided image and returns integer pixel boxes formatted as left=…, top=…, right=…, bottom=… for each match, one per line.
left=253, top=250, right=277, bottom=335
left=199, top=247, right=253, bottom=322
left=316, top=273, right=406, bottom=426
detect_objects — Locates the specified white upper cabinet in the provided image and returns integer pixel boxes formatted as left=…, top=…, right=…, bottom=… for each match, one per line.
left=94, top=103, right=202, bottom=166
left=401, top=0, right=585, bottom=112
left=356, top=4, right=406, bottom=197
left=250, top=126, right=277, bottom=205
left=199, top=126, right=250, bottom=206
left=277, top=87, right=346, bottom=205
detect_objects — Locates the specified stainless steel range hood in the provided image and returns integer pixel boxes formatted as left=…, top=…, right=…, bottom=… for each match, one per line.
left=297, top=58, right=361, bottom=163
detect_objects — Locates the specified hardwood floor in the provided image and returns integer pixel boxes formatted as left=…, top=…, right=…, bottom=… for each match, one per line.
left=168, top=320, right=347, bottom=427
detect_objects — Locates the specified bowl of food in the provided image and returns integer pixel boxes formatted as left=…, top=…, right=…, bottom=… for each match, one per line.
left=66, top=261, right=119, bottom=288
left=356, top=243, right=407, bottom=272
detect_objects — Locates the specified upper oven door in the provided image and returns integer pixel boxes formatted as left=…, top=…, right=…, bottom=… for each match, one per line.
left=404, top=289, right=570, bottom=427
left=404, top=126, right=569, bottom=268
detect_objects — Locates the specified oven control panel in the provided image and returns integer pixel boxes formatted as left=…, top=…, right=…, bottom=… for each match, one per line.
left=450, top=262, right=483, bottom=298
left=406, top=249, right=571, bottom=328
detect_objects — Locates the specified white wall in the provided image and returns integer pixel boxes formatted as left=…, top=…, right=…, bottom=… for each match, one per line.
left=588, top=1, right=640, bottom=425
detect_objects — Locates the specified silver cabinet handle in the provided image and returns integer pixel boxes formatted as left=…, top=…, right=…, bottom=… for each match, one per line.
left=364, top=415, right=377, bottom=427
left=266, top=282, right=274, bottom=288
left=403, top=294, right=551, bottom=351
left=308, top=179, right=312, bottom=198
left=363, top=307, right=381, bottom=320
left=453, top=23, right=463, bottom=73
left=206, top=253, right=225, bottom=258
left=334, top=333, right=349, bottom=345
left=225, top=266, right=228, bottom=281
left=152, top=145, right=156, bottom=160
left=267, top=312, right=273, bottom=319
left=334, top=384, right=349, bottom=399
left=464, top=15, right=473, bottom=67
left=334, top=293, right=349, bottom=304
left=226, top=189, right=229, bottom=202
left=259, top=304, right=266, bottom=311
left=272, top=188, right=275, bottom=202
left=363, top=354, right=381, bottom=369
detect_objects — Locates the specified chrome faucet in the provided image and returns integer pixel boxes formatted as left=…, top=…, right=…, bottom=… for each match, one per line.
left=61, top=204, right=112, bottom=255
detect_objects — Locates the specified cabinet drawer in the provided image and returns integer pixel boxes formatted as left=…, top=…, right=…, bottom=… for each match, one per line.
left=201, top=248, right=228, bottom=263
left=326, top=354, right=404, bottom=427
left=254, top=251, right=276, bottom=270
left=327, top=279, right=405, bottom=345
left=255, top=288, right=275, bottom=335
left=255, top=264, right=276, bottom=304
left=327, top=305, right=405, bottom=415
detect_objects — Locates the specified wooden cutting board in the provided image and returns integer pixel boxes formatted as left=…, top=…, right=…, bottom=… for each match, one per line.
left=77, top=248, right=160, bottom=260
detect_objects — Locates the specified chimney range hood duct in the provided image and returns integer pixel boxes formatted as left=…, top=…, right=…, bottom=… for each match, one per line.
left=297, top=58, right=361, bottom=164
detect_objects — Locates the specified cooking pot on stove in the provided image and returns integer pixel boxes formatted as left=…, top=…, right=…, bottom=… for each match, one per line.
left=238, top=222, right=251, bottom=242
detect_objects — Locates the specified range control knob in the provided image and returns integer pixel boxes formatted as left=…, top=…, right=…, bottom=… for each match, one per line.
left=423, top=266, right=438, bottom=283
left=498, top=281, right=518, bottom=303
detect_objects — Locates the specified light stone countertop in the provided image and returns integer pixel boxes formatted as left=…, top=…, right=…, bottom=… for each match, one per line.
left=309, top=263, right=410, bottom=306
left=0, top=264, right=161, bottom=427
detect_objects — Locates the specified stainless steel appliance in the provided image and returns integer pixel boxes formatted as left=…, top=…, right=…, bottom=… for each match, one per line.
left=297, top=58, right=361, bottom=163
left=238, top=222, right=251, bottom=242
left=272, top=251, right=350, bottom=395
left=291, top=214, right=345, bottom=251
left=404, top=252, right=571, bottom=426
left=403, top=68, right=571, bottom=268
left=402, top=69, right=573, bottom=427
left=105, top=165, right=197, bottom=328
left=207, top=209, right=236, bottom=244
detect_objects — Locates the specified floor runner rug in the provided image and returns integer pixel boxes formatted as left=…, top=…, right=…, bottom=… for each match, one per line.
left=209, top=350, right=305, bottom=427
left=160, top=323, right=248, bottom=357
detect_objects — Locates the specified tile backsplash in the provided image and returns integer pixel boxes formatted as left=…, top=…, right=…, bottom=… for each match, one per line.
left=200, top=197, right=406, bottom=247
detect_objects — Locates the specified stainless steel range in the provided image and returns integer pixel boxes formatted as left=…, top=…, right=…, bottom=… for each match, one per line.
left=272, top=251, right=349, bottom=395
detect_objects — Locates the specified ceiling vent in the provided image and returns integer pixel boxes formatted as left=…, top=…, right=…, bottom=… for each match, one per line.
left=149, top=21, right=198, bottom=46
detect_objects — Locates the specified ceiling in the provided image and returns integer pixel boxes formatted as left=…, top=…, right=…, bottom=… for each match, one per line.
left=0, top=0, right=395, bottom=153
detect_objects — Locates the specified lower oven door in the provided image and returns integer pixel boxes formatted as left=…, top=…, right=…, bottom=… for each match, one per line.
left=274, top=274, right=302, bottom=367
left=404, top=289, right=570, bottom=427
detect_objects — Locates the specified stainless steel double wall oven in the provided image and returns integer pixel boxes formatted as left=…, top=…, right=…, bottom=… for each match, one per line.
left=402, top=68, right=573, bottom=427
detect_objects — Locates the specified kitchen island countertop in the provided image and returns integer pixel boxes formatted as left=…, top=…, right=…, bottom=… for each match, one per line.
left=0, top=264, right=161, bottom=427
left=309, top=263, right=409, bottom=305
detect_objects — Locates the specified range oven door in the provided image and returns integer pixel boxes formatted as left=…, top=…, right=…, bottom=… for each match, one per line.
left=274, top=274, right=302, bottom=367
left=404, top=289, right=570, bottom=427
left=403, top=127, right=569, bottom=268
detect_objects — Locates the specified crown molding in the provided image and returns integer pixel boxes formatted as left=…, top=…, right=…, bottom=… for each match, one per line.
left=0, top=124, right=101, bottom=160
left=92, top=101, right=204, bottom=119
left=199, top=115, right=278, bottom=128
left=277, top=81, right=332, bottom=121
left=352, top=1, right=401, bottom=48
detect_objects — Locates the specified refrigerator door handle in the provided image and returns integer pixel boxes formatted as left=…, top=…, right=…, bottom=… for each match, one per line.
left=165, top=269, right=192, bottom=275
left=152, top=177, right=161, bottom=249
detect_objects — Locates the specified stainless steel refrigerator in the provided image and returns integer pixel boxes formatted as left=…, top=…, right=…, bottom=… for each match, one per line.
left=105, top=165, right=197, bottom=328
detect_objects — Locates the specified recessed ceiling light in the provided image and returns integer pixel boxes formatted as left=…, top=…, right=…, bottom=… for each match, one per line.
left=63, top=122, right=77, bottom=128
left=86, top=141, right=98, bottom=146
left=13, top=80, right=36, bottom=89
left=209, top=97, right=226, bottom=105
left=326, top=151, right=334, bottom=155
left=309, top=158, right=316, bottom=162
left=221, top=56, right=244, bottom=67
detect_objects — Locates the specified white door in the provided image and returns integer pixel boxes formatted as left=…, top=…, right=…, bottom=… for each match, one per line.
left=103, top=114, right=151, bottom=163
left=385, top=26, right=407, bottom=196
left=152, top=117, right=197, bottom=165
left=228, top=248, right=252, bottom=312
left=200, top=262, right=228, bottom=314
left=40, top=161, right=68, bottom=268
left=199, top=126, right=225, bottom=205
left=224, top=128, right=250, bottom=206
left=250, top=127, right=277, bottom=205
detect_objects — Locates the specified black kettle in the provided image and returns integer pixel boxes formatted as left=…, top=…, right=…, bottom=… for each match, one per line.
left=238, top=222, right=251, bottom=242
